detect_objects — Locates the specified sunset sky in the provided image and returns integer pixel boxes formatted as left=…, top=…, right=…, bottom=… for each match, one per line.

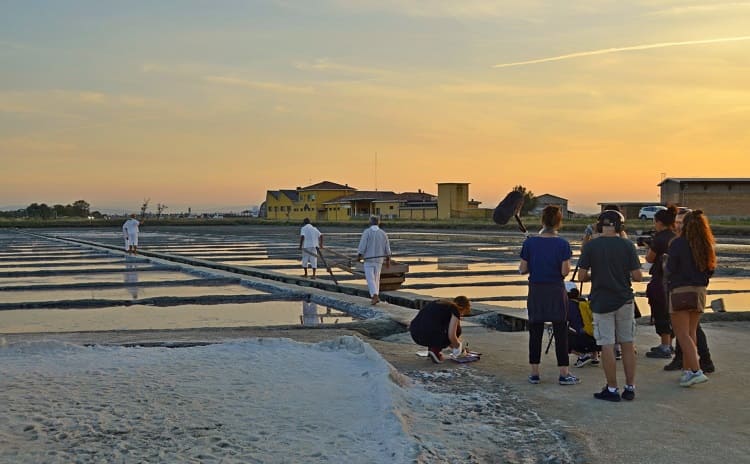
left=1, top=1, right=749, bottom=214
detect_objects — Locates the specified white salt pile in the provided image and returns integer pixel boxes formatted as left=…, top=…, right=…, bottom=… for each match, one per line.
left=0, top=336, right=418, bottom=463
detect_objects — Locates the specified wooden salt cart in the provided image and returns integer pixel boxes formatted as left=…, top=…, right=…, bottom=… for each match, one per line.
left=321, top=248, right=409, bottom=291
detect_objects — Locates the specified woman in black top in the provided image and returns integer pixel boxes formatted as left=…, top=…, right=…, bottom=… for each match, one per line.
left=667, top=210, right=716, bottom=387
left=410, top=296, right=471, bottom=363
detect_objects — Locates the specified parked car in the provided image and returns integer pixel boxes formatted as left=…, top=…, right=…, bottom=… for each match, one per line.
left=677, top=206, right=692, bottom=215
left=638, top=205, right=667, bottom=220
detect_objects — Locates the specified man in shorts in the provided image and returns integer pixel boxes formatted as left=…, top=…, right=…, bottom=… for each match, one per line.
left=579, top=210, right=643, bottom=402
left=299, top=218, right=323, bottom=279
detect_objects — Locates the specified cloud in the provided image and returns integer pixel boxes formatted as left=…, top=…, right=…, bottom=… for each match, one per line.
left=647, top=2, right=750, bottom=17
left=293, top=59, right=390, bottom=78
left=203, top=76, right=315, bottom=94
left=493, top=36, right=750, bottom=68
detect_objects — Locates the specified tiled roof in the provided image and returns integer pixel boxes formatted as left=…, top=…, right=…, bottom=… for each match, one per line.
left=301, top=181, right=355, bottom=190
left=396, top=192, right=436, bottom=202
left=279, top=189, right=299, bottom=201
left=323, top=191, right=397, bottom=203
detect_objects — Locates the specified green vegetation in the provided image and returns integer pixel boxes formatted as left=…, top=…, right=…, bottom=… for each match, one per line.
left=3, top=215, right=750, bottom=235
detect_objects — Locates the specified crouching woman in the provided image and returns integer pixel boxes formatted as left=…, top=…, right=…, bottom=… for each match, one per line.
left=410, top=296, right=471, bottom=363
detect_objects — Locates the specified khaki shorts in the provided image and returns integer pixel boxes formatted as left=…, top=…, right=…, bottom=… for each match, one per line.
left=669, top=285, right=707, bottom=313
left=593, top=301, right=636, bottom=346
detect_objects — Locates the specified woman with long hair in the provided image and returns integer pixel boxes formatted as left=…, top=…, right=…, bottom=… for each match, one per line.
left=666, top=210, right=716, bottom=387
left=519, top=205, right=579, bottom=385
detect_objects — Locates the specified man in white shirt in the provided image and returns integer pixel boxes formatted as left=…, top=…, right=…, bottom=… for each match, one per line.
left=299, top=218, right=323, bottom=279
left=122, top=214, right=141, bottom=255
left=357, top=215, right=391, bottom=305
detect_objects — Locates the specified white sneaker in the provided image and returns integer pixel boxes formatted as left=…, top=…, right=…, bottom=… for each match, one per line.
left=680, top=370, right=709, bottom=387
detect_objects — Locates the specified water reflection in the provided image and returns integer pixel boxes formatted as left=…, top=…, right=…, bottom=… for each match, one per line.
left=299, top=300, right=348, bottom=326
left=124, top=261, right=139, bottom=300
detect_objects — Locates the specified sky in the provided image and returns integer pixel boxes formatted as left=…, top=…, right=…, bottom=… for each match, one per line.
left=1, top=1, right=749, bottom=214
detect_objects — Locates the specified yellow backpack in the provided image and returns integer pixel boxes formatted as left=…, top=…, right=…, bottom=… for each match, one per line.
left=577, top=300, right=594, bottom=337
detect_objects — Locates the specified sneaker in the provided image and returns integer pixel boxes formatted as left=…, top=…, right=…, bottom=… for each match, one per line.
left=427, top=350, right=443, bottom=364
left=574, top=354, right=593, bottom=368
left=680, top=370, right=709, bottom=387
left=621, top=385, right=635, bottom=401
left=646, top=346, right=673, bottom=359
left=615, top=349, right=622, bottom=360
left=559, top=374, right=581, bottom=385
left=528, top=375, right=541, bottom=384
left=594, top=386, right=621, bottom=402
left=663, top=358, right=683, bottom=371
left=700, top=359, right=716, bottom=374
left=590, top=359, right=600, bottom=366
left=650, top=344, right=674, bottom=354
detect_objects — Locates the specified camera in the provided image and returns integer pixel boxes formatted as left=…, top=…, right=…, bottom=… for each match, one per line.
left=636, top=230, right=656, bottom=247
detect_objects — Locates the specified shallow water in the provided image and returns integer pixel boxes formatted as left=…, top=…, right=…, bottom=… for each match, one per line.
left=0, top=300, right=355, bottom=333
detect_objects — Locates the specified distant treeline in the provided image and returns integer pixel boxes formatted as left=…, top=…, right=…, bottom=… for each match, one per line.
left=0, top=200, right=103, bottom=219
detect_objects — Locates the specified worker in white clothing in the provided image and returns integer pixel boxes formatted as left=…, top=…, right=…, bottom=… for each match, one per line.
left=299, top=218, right=323, bottom=279
left=357, top=215, right=391, bottom=305
left=122, top=214, right=141, bottom=255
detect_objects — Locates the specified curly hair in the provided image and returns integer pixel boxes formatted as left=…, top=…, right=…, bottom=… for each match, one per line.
left=682, top=210, right=716, bottom=272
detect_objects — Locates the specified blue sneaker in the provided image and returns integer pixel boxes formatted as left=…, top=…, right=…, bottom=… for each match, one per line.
left=559, top=374, right=581, bottom=385
left=528, top=375, right=540, bottom=384
left=621, top=385, right=635, bottom=401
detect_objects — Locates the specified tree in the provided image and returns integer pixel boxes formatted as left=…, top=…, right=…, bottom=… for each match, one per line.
left=140, top=198, right=150, bottom=219
left=513, top=185, right=537, bottom=216
left=72, top=200, right=90, bottom=217
left=156, top=203, right=168, bottom=219
left=26, top=203, right=53, bottom=219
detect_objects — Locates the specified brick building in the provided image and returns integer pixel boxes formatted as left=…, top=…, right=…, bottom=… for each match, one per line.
left=659, top=178, right=750, bottom=217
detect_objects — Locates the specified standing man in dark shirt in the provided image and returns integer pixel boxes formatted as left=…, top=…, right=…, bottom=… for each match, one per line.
left=579, top=210, right=643, bottom=402
left=644, top=206, right=678, bottom=359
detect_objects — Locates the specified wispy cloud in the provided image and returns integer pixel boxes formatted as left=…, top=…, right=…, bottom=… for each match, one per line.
left=647, top=2, right=750, bottom=17
left=204, top=76, right=315, bottom=94
left=493, top=36, right=750, bottom=68
left=294, top=59, right=390, bottom=78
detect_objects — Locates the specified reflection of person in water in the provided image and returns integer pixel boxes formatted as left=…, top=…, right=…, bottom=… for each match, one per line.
left=301, top=300, right=320, bottom=325
left=124, top=261, right=139, bottom=299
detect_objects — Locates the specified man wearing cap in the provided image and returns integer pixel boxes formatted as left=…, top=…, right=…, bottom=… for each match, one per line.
left=357, top=215, right=391, bottom=305
left=578, top=210, right=643, bottom=402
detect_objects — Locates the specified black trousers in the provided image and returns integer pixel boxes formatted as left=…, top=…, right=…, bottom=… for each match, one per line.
left=529, top=321, right=569, bottom=366
left=674, top=323, right=712, bottom=361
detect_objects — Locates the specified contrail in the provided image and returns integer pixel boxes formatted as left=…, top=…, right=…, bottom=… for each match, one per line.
left=493, top=36, right=750, bottom=68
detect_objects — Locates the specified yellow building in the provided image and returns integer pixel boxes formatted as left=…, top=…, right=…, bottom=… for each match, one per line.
left=264, top=181, right=356, bottom=221
left=263, top=179, right=485, bottom=221
left=437, top=183, right=470, bottom=219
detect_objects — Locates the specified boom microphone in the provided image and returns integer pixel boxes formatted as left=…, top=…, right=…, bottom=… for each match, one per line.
left=493, top=190, right=527, bottom=233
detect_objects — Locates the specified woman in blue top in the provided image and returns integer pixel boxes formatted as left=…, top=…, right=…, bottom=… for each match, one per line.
left=667, top=209, right=716, bottom=387
left=519, top=206, right=578, bottom=385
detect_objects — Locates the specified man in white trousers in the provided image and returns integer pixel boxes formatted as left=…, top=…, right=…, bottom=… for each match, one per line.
left=299, top=218, right=323, bottom=279
left=122, top=214, right=141, bottom=255
left=357, top=215, right=391, bottom=305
